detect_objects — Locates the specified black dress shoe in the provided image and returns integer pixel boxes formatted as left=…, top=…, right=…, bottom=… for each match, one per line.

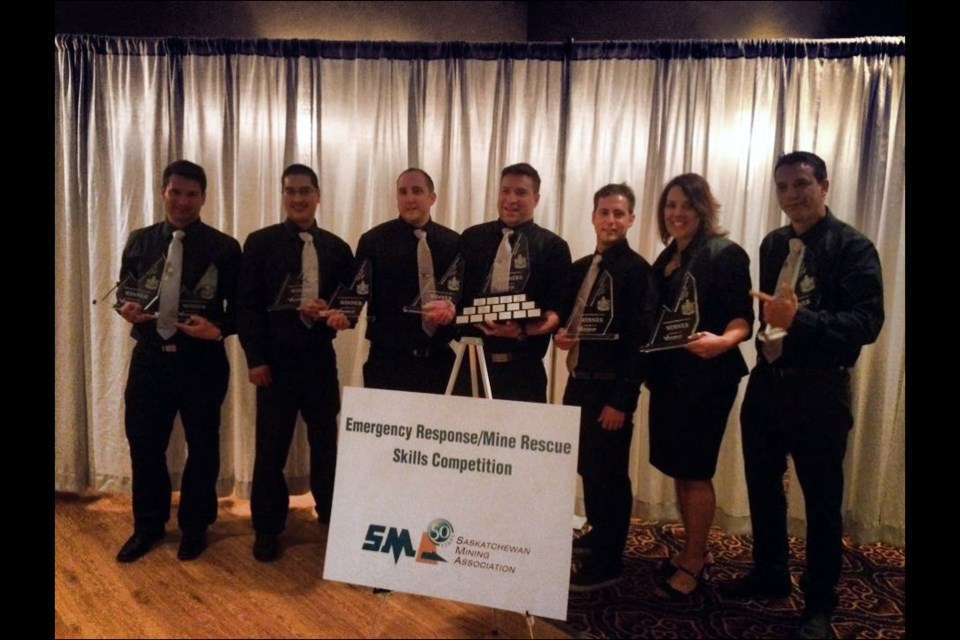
left=792, top=611, right=833, bottom=639
left=177, top=531, right=208, bottom=561
left=253, top=533, right=280, bottom=562
left=116, top=531, right=164, bottom=563
left=572, top=532, right=594, bottom=558
left=569, top=560, right=623, bottom=592
left=719, top=570, right=792, bottom=599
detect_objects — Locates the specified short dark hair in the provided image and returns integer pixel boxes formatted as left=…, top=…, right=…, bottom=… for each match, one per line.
left=162, top=160, right=207, bottom=194
left=775, top=151, right=828, bottom=182
left=501, top=163, right=541, bottom=194
left=398, top=167, right=435, bottom=193
left=656, top=173, right=727, bottom=245
left=593, top=183, right=636, bottom=213
left=282, top=163, right=320, bottom=190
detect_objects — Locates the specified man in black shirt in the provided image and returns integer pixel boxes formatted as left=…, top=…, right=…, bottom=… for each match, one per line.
left=356, top=168, right=460, bottom=393
left=237, top=164, right=354, bottom=562
left=458, top=163, right=572, bottom=402
left=554, top=183, right=658, bottom=591
left=115, top=160, right=242, bottom=563
left=723, top=152, right=885, bottom=639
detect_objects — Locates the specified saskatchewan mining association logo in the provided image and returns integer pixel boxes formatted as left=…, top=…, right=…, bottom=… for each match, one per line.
left=362, top=517, right=531, bottom=574
left=361, top=518, right=454, bottom=565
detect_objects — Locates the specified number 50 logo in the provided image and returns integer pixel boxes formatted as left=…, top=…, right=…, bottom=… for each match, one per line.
left=428, top=518, right=454, bottom=545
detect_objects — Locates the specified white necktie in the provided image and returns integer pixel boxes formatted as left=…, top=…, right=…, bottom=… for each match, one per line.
left=762, top=238, right=805, bottom=363
left=491, top=228, right=513, bottom=293
left=415, top=228, right=437, bottom=336
left=156, top=229, right=185, bottom=340
left=566, top=254, right=602, bottom=373
left=300, top=232, right=319, bottom=327
left=300, top=232, right=319, bottom=302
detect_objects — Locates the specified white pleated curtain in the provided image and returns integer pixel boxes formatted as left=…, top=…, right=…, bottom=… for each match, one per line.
left=55, top=36, right=904, bottom=545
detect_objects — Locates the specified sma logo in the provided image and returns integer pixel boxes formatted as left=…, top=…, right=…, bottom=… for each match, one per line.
left=362, top=524, right=446, bottom=564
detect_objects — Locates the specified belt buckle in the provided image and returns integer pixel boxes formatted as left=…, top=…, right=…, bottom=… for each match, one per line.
left=490, top=353, right=512, bottom=363
left=161, top=344, right=177, bottom=353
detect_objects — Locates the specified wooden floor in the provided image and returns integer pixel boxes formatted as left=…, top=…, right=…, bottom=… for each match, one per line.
left=55, top=492, right=574, bottom=639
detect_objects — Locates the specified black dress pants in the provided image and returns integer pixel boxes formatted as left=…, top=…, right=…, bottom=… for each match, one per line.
left=363, top=344, right=455, bottom=394
left=251, top=347, right=340, bottom=533
left=124, top=342, right=229, bottom=536
left=740, top=365, right=852, bottom=613
left=564, top=379, right=635, bottom=571
left=487, top=355, right=548, bottom=403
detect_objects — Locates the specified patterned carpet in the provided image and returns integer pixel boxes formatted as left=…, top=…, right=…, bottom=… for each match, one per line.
left=561, top=522, right=905, bottom=639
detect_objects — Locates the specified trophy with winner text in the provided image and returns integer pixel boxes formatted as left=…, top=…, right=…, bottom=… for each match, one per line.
left=641, top=271, right=700, bottom=352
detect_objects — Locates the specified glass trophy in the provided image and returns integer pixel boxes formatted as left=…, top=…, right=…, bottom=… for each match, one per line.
left=564, top=269, right=619, bottom=340
left=177, top=263, right=218, bottom=320
left=757, top=238, right=805, bottom=344
left=404, top=255, right=465, bottom=314
left=115, top=256, right=165, bottom=312
left=326, top=259, right=372, bottom=325
left=268, top=272, right=307, bottom=312
left=455, top=234, right=543, bottom=325
left=641, top=271, right=700, bottom=352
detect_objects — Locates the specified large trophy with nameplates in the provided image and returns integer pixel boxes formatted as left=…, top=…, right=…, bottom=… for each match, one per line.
left=455, top=235, right=543, bottom=325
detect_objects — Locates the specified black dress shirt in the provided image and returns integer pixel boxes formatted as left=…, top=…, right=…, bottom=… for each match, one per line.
left=459, top=219, right=573, bottom=358
left=564, top=239, right=659, bottom=412
left=355, top=217, right=461, bottom=352
left=755, top=209, right=884, bottom=369
left=237, top=219, right=354, bottom=368
left=119, top=218, right=242, bottom=348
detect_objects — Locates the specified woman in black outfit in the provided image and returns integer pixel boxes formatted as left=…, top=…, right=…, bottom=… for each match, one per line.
left=646, top=173, right=754, bottom=598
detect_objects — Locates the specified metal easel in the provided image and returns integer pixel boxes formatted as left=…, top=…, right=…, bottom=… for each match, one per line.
left=369, top=339, right=541, bottom=638
left=444, top=336, right=493, bottom=399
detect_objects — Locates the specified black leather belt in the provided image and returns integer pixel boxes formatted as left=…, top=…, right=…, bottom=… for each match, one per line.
left=137, top=341, right=219, bottom=354
left=136, top=342, right=179, bottom=353
left=570, top=371, right=617, bottom=381
left=758, top=365, right=847, bottom=378
left=372, top=344, right=442, bottom=359
left=486, top=352, right=539, bottom=364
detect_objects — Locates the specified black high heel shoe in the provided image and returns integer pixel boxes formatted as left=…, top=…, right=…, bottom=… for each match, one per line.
left=656, top=550, right=715, bottom=580
left=655, top=563, right=704, bottom=601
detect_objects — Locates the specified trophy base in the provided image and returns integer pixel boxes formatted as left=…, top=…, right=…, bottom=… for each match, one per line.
left=757, top=327, right=788, bottom=342
left=403, top=298, right=455, bottom=315
left=568, top=333, right=620, bottom=341
left=639, top=342, right=691, bottom=353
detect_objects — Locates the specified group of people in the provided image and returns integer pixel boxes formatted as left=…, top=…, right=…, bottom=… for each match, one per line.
left=112, top=152, right=883, bottom=639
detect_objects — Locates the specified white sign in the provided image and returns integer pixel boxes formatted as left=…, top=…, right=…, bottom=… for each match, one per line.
left=323, top=387, right=580, bottom=620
